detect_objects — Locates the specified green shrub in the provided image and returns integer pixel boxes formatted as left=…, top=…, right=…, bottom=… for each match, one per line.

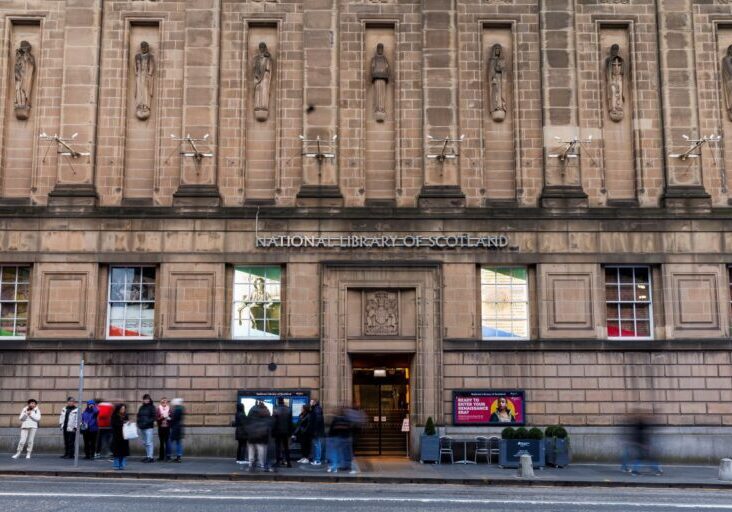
left=501, top=427, right=515, bottom=439
left=545, top=425, right=557, bottom=438
left=514, top=427, right=528, bottom=439
left=424, top=416, right=436, bottom=436
left=554, top=426, right=568, bottom=439
left=528, top=427, right=544, bottom=440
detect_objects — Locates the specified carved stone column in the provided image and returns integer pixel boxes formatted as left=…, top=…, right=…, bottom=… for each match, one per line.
left=296, top=0, right=343, bottom=206
left=172, top=0, right=222, bottom=207
left=538, top=0, right=588, bottom=208
left=48, top=0, right=102, bottom=206
left=657, top=0, right=711, bottom=209
left=417, top=0, right=465, bottom=208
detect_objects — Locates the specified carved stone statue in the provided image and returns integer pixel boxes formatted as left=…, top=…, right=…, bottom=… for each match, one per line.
left=253, top=41, right=273, bottom=122
left=134, top=41, right=155, bottom=121
left=370, top=43, right=390, bottom=122
left=722, top=45, right=732, bottom=122
left=605, top=44, right=625, bottom=122
left=14, top=40, right=35, bottom=120
left=488, top=43, right=507, bottom=122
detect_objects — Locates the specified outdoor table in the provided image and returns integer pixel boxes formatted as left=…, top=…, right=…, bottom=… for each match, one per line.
left=452, top=437, right=478, bottom=464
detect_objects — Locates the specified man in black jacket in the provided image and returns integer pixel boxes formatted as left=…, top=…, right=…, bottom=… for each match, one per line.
left=273, top=397, right=292, bottom=467
left=246, top=401, right=273, bottom=472
left=137, top=394, right=156, bottom=463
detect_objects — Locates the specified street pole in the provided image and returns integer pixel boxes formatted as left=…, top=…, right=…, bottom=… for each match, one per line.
left=73, top=354, right=85, bottom=467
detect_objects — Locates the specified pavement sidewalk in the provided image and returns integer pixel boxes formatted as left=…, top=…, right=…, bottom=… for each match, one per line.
left=0, top=454, right=729, bottom=489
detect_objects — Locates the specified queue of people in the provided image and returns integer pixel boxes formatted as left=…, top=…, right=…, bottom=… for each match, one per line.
left=11, top=395, right=363, bottom=474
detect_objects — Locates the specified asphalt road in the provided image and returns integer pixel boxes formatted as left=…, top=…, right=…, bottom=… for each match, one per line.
left=0, top=476, right=731, bottom=511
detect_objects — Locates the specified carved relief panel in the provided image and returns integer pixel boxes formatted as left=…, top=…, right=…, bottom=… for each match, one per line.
left=364, top=290, right=399, bottom=336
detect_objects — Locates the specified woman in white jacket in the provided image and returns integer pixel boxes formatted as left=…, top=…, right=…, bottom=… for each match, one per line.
left=12, top=399, right=41, bottom=459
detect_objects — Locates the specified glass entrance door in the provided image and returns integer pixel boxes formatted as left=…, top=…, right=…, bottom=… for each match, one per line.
left=352, top=367, right=409, bottom=455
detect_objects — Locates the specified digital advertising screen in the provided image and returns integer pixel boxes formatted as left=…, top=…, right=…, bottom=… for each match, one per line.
left=453, top=390, right=525, bottom=426
left=237, top=389, right=310, bottom=425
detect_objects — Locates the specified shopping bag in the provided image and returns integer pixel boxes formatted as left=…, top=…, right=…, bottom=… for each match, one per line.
left=122, top=422, right=139, bottom=440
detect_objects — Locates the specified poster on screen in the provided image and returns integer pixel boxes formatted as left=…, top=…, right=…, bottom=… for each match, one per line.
left=452, top=390, right=525, bottom=426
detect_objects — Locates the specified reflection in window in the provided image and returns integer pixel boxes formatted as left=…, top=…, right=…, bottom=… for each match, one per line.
left=605, top=266, right=652, bottom=339
left=481, top=267, right=529, bottom=339
left=107, top=266, right=155, bottom=338
left=0, top=266, right=30, bottom=338
left=232, top=266, right=281, bottom=339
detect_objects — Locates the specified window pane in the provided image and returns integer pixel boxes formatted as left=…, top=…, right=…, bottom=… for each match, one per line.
left=232, top=266, right=282, bottom=339
left=606, top=303, right=619, bottom=321
left=17, top=267, right=30, bottom=282
left=606, top=266, right=652, bottom=339
left=481, top=266, right=529, bottom=340
left=634, top=283, right=650, bottom=302
left=108, top=267, right=155, bottom=338
left=0, top=285, right=14, bottom=301
left=0, top=266, right=30, bottom=338
left=1, top=303, right=15, bottom=318
left=618, top=267, right=634, bottom=284
left=618, top=286, right=635, bottom=301
left=636, top=321, right=651, bottom=337
left=607, top=320, right=619, bottom=337
left=1, top=267, right=17, bottom=283
left=605, top=285, right=619, bottom=302
left=605, top=268, right=618, bottom=284
left=15, top=302, right=27, bottom=317
left=16, top=283, right=29, bottom=302
left=15, top=320, right=27, bottom=337
left=0, top=318, right=15, bottom=336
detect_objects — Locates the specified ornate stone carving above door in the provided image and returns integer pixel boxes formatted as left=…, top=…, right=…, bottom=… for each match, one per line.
left=364, top=290, right=399, bottom=336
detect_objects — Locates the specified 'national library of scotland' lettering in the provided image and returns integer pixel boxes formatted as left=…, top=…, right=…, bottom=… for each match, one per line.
left=0, top=0, right=731, bottom=461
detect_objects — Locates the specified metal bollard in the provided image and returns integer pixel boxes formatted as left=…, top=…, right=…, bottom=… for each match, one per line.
left=517, top=453, right=535, bottom=478
left=719, top=458, right=732, bottom=481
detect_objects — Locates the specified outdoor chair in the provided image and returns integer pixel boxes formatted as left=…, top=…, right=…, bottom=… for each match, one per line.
left=488, top=436, right=500, bottom=463
left=474, top=436, right=490, bottom=463
left=438, top=436, right=454, bottom=464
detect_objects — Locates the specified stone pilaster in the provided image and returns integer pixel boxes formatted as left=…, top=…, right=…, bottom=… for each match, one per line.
left=539, top=0, right=588, bottom=208
left=173, top=0, right=222, bottom=207
left=657, top=0, right=711, bottom=209
left=48, top=0, right=102, bottom=206
left=417, top=0, right=465, bottom=208
left=296, top=0, right=342, bottom=206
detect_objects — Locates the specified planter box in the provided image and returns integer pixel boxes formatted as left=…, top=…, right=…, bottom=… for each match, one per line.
left=420, top=434, right=440, bottom=463
left=545, top=437, right=570, bottom=467
left=498, top=439, right=545, bottom=468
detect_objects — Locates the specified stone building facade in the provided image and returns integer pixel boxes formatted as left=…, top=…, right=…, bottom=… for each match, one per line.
left=0, top=0, right=731, bottom=461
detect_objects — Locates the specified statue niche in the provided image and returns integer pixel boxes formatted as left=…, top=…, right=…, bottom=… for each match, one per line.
left=488, top=43, right=507, bottom=122
left=253, top=41, right=273, bottom=122
left=722, top=44, right=732, bottom=122
left=134, top=41, right=155, bottom=121
left=370, top=43, right=390, bottom=122
left=605, top=44, right=625, bottom=122
left=14, top=40, right=35, bottom=121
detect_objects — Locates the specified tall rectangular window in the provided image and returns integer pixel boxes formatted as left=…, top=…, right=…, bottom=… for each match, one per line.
left=481, top=267, right=529, bottom=339
left=605, top=266, right=652, bottom=339
left=232, top=266, right=281, bottom=339
left=0, top=265, right=30, bottom=338
left=107, top=266, right=155, bottom=339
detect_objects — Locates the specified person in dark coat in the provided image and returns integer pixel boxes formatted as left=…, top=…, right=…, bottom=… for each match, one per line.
left=310, top=399, right=325, bottom=465
left=233, top=402, right=248, bottom=464
left=80, top=400, right=99, bottom=460
left=111, top=403, right=130, bottom=470
left=273, top=397, right=292, bottom=467
left=169, top=398, right=185, bottom=463
left=137, top=394, right=156, bottom=463
left=326, top=408, right=352, bottom=473
left=292, top=404, right=313, bottom=463
left=245, top=401, right=273, bottom=472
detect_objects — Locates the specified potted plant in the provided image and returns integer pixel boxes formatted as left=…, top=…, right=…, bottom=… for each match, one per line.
left=498, top=426, right=545, bottom=468
left=419, top=416, right=440, bottom=463
left=544, top=425, right=570, bottom=467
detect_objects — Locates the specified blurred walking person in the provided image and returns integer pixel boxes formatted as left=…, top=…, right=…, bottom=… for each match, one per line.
left=12, top=399, right=41, bottom=459
left=621, top=414, right=663, bottom=476
left=169, top=398, right=185, bottom=463
left=80, top=400, right=99, bottom=460
left=137, top=394, right=156, bottom=463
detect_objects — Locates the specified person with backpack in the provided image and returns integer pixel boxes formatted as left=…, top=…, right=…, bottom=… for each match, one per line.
left=245, top=400, right=273, bottom=472
left=12, top=399, right=41, bottom=459
left=80, top=400, right=99, bottom=460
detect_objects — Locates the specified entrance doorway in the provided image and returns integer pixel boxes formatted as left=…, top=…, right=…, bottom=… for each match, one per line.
left=352, top=355, right=410, bottom=456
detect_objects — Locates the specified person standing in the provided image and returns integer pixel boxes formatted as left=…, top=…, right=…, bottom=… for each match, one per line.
left=233, top=402, right=248, bottom=464
left=80, top=400, right=99, bottom=460
left=169, top=398, right=185, bottom=463
left=273, top=397, right=292, bottom=467
left=246, top=400, right=273, bottom=472
left=58, top=397, right=78, bottom=459
left=137, top=394, right=156, bottom=463
left=292, top=404, right=312, bottom=463
left=326, top=408, right=352, bottom=473
left=156, top=397, right=171, bottom=462
left=95, top=400, right=114, bottom=459
left=110, top=403, right=130, bottom=470
left=12, top=399, right=41, bottom=459
left=310, top=399, right=325, bottom=466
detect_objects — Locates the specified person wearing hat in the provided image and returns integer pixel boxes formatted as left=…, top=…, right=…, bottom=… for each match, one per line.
left=12, top=399, right=41, bottom=459
left=80, top=400, right=99, bottom=460
left=58, top=397, right=78, bottom=459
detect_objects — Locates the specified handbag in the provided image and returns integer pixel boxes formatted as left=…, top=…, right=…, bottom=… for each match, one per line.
left=122, top=421, right=139, bottom=440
